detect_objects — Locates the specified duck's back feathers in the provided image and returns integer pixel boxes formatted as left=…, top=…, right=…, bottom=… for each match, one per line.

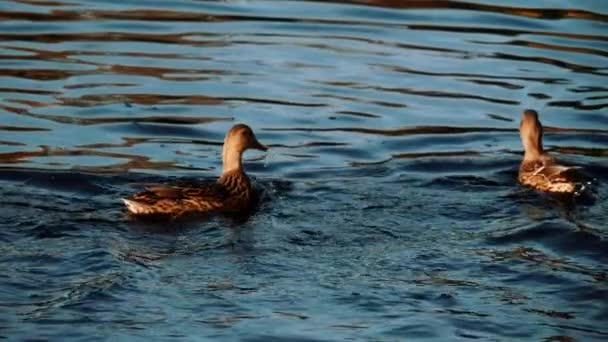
left=123, top=182, right=229, bottom=216
left=519, top=158, right=589, bottom=194
left=123, top=171, right=256, bottom=216
left=142, top=183, right=228, bottom=200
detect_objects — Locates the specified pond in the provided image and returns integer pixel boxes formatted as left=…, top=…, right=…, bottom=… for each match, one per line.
left=1, top=0, right=607, bottom=340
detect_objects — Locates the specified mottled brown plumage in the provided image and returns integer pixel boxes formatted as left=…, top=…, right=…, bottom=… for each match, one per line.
left=518, top=110, right=586, bottom=194
left=123, top=124, right=267, bottom=216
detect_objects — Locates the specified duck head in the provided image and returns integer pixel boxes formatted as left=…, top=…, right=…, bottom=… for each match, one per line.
left=519, top=109, right=544, bottom=160
left=222, top=124, right=268, bottom=174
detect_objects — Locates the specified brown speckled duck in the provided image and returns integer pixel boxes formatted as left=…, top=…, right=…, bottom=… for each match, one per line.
left=123, top=124, right=268, bottom=216
left=518, top=109, right=586, bottom=194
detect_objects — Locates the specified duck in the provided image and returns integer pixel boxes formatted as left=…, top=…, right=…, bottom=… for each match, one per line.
left=518, top=109, right=587, bottom=194
left=122, top=124, right=268, bottom=216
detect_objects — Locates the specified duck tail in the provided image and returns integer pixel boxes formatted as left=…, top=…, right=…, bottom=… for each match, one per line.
left=122, top=198, right=152, bottom=215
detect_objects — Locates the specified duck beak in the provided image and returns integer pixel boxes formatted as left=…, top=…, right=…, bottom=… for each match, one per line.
left=252, top=138, right=268, bottom=151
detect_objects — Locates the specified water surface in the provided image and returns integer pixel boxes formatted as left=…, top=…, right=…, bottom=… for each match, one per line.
left=1, top=0, right=607, bottom=340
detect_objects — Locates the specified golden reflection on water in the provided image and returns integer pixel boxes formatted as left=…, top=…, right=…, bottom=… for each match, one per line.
left=0, top=145, right=209, bottom=173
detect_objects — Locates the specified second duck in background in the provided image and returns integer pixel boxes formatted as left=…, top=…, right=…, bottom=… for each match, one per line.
left=518, top=109, right=592, bottom=195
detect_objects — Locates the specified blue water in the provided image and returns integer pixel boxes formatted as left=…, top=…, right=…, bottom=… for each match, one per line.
left=1, top=0, right=607, bottom=340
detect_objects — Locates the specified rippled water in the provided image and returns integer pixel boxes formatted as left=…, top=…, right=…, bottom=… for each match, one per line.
left=1, top=0, right=607, bottom=340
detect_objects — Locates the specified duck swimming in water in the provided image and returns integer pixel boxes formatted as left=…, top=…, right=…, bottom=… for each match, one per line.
left=123, top=124, right=268, bottom=216
left=518, top=109, right=587, bottom=194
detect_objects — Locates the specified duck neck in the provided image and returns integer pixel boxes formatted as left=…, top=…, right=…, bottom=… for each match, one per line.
left=222, top=143, right=244, bottom=175
left=522, top=134, right=543, bottom=161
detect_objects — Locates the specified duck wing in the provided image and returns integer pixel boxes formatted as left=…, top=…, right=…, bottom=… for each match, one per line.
left=124, top=182, right=230, bottom=215
left=141, top=185, right=183, bottom=199
left=534, top=164, right=585, bottom=183
left=137, top=182, right=229, bottom=202
left=520, top=157, right=593, bottom=194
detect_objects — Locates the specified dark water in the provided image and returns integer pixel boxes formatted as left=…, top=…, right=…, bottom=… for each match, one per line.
left=1, top=0, right=607, bottom=340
